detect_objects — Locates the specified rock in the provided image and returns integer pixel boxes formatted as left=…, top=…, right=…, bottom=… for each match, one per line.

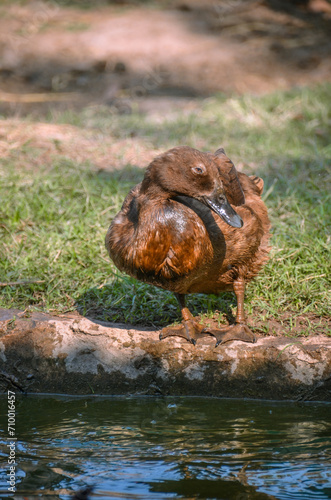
left=0, top=308, right=330, bottom=401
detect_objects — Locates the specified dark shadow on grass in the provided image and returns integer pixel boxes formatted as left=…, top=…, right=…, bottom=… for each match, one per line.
left=75, top=277, right=237, bottom=329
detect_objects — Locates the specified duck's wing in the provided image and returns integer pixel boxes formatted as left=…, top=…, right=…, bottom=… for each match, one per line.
left=105, top=182, right=142, bottom=270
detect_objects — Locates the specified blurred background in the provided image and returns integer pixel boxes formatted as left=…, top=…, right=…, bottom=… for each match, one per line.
left=0, top=0, right=330, bottom=116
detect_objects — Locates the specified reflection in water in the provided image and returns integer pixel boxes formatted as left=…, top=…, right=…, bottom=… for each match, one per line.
left=0, top=396, right=330, bottom=499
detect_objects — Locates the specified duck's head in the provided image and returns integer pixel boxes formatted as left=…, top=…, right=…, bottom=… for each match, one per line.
left=141, top=146, right=245, bottom=228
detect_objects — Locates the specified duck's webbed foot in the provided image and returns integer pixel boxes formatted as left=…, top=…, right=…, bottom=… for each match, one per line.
left=204, top=323, right=256, bottom=347
left=159, top=319, right=205, bottom=346
left=160, top=293, right=211, bottom=345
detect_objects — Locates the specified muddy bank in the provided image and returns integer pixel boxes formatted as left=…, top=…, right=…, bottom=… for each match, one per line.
left=0, top=309, right=330, bottom=401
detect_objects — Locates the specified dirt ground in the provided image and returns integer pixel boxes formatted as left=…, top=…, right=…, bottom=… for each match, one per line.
left=0, top=0, right=331, bottom=116
left=1, top=0, right=331, bottom=165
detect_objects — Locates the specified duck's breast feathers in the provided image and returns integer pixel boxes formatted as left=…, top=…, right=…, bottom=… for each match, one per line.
left=138, top=202, right=210, bottom=282
left=106, top=195, right=211, bottom=285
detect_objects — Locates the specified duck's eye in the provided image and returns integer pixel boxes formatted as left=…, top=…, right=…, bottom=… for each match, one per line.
left=192, top=165, right=205, bottom=175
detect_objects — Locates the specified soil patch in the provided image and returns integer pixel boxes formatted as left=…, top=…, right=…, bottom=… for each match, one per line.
left=0, top=0, right=331, bottom=116
left=0, top=118, right=162, bottom=169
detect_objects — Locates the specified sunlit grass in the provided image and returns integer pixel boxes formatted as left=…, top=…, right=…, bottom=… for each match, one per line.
left=1, top=84, right=330, bottom=335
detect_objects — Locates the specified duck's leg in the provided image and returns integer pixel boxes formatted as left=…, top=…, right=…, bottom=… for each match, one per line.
left=204, top=279, right=256, bottom=346
left=159, top=293, right=206, bottom=345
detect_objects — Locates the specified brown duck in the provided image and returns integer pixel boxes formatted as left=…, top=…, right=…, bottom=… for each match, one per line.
left=105, top=146, right=270, bottom=345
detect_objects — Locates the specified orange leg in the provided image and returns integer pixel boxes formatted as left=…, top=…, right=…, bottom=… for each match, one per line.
left=233, top=278, right=246, bottom=324
left=204, top=278, right=256, bottom=346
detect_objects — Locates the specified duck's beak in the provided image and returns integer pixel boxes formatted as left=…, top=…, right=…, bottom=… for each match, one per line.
left=201, top=189, right=243, bottom=228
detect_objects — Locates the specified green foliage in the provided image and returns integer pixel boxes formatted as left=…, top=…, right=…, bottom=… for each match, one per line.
left=1, top=84, right=330, bottom=334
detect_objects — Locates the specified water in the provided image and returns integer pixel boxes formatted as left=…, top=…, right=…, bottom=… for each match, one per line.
left=0, top=395, right=330, bottom=500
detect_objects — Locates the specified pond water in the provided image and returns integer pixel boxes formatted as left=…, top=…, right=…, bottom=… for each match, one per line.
left=0, top=395, right=330, bottom=500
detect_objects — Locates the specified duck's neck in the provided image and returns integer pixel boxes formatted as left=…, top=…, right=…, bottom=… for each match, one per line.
left=140, top=177, right=174, bottom=201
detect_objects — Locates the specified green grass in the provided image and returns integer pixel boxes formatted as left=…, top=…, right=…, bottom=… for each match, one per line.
left=1, top=84, right=330, bottom=335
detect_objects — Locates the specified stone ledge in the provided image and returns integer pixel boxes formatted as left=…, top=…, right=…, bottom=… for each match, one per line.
left=0, top=308, right=330, bottom=401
